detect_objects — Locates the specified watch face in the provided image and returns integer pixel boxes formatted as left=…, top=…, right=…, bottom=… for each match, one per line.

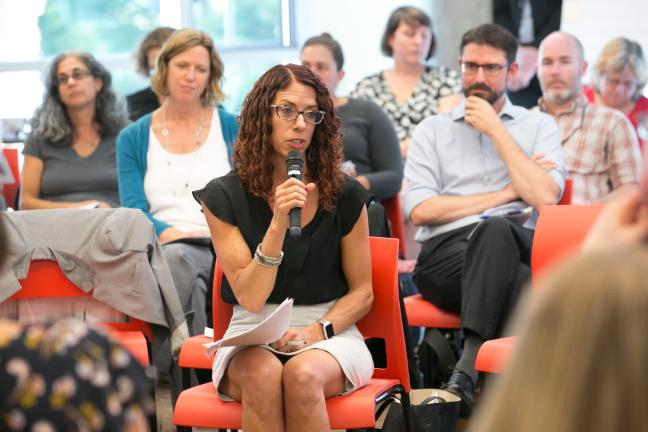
left=323, top=322, right=334, bottom=339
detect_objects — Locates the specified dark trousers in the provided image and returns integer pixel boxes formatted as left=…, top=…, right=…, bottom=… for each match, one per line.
left=412, top=218, right=533, bottom=340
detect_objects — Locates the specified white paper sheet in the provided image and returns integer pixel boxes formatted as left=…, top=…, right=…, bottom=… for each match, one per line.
left=204, top=297, right=293, bottom=355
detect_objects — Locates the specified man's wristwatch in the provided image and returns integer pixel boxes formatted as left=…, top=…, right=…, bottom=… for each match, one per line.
left=317, top=319, right=334, bottom=340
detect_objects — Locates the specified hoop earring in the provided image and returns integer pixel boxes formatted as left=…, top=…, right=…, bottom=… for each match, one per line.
left=307, top=148, right=316, bottom=163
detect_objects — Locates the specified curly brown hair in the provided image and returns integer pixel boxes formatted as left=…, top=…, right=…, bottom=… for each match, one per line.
left=233, top=64, right=344, bottom=211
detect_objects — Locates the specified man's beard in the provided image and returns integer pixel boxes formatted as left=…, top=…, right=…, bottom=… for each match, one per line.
left=542, top=85, right=580, bottom=105
left=464, top=83, right=503, bottom=105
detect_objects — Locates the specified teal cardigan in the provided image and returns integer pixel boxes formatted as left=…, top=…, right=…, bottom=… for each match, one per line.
left=116, top=108, right=238, bottom=235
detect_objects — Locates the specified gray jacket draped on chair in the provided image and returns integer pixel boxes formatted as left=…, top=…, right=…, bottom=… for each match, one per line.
left=0, top=208, right=189, bottom=362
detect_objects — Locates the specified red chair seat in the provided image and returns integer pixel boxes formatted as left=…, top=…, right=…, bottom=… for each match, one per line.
left=12, top=260, right=152, bottom=367
left=174, top=237, right=413, bottom=431
left=474, top=205, right=604, bottom=374
left=178, top=335, right=214, bottom=369
left=112, top=330, right=150, bottom=367
left=174, top=378, right=402, bottom=429
left=403, top=294, right=461, bottom=328
left=474, top=336, right=516, bottom=373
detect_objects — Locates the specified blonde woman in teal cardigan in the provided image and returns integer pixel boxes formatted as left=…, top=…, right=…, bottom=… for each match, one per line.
left=116, top=29, right=238, bottom=359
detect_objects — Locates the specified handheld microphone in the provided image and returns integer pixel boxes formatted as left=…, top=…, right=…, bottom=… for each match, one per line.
left=285, top=150, right=304, bottom=240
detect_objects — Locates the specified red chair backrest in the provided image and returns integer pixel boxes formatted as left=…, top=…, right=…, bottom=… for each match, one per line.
left=10, top=260, right=152, bottom=340
left=382, top=195, right=407, bottom=258
left=1, top=148, right=20, bottom=208
left=531, top=205, right=603, bottom=283
left=212, top=236, right=410, bottom=391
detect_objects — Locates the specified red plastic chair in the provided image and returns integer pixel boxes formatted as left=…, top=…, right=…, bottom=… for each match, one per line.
left=474, top=205, right=604, bottom=374
left=382, top=194, right=408, bottom=258
left=404, top=179, right=576, bottom=378
left=173, top=237, right=414, bottom=431
left=557, top=177, right=573, bottom=205
left=9, top=260, right=152, bottom=367
left=1, top=147, right=20, bottom=208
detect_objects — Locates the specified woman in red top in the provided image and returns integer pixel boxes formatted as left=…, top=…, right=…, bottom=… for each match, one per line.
left=584, top=37, right=648, bottom=152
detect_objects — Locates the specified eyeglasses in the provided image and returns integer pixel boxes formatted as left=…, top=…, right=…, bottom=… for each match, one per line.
left=55, top=69, right=92, bottom=86
left=460, top=61, right=507, bottom=76
left=269, top=105, right=326, bottom=125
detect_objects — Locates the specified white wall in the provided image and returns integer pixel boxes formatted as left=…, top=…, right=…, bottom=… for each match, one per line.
left=562, top=0, right=648, bottom=87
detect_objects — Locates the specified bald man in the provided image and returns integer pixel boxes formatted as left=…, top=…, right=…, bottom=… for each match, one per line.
left=536, top=31, right=641, bottom=203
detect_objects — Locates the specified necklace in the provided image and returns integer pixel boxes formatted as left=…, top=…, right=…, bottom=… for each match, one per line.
left=159, top=106, right=207, bottom=194
left=161, top=105, right=205, bottom=150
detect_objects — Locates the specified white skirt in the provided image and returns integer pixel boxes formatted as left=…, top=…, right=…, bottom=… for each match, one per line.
left=212, top=300, right=374, bottom=401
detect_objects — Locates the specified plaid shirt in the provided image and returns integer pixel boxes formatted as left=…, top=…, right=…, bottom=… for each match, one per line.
left=538, top=96, right=641, bottom=203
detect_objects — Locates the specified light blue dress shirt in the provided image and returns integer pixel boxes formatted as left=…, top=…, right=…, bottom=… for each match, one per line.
left=404, top=97, right=566, bottom=242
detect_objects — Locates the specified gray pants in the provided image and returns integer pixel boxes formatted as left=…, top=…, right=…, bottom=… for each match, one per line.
left=162, top=242, right=213, bottom=336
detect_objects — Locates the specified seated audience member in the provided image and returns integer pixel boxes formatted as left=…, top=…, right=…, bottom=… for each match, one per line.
left=300, top=32, right=402, bottom=201
left=584, top=37, right=648, bottom=151
left=404, top=24, right=565, bottom=415
left=193, top=64, right=374, bottom=432
left=468, top=245, right=648, bottom=432
left=126, top=26, right=176, bottom=121
left=536, top=32, right=642, bottom=203
left=351, top=6, right=462, bottom=158
left=20, top=52, right=128, bottom=210
left=493, top=0, right=563, bottom=108
left=117, top=29, right=238, bottom=337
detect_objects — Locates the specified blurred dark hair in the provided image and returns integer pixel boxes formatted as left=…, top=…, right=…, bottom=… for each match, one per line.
left=460, top=23, right=519, bottom=65
left=381, top=6, right=435, bottom=60
left=135, top=26, right=176, bottom=77
left=302, top=32, right=345, bottom=70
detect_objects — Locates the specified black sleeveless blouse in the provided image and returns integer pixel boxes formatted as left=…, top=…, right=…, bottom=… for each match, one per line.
left=193, top=171, right=368, bottom=305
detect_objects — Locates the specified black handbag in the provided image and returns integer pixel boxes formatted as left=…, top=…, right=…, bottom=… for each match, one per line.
left=379, top=390, right=460, bottom=432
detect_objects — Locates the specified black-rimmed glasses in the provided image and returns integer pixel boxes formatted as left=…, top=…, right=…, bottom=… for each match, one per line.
left=460, top=61, right=507, bottom=76
left=55, top=69, right=92, bottom=86
left=269, top=105, right=326, bottom=125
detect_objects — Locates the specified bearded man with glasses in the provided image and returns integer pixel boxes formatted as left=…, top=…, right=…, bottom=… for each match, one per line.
left=404, top=23, right=566, bottom=416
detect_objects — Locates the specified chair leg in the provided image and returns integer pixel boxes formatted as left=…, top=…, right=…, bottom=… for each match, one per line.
left=400, top=391, right=415, bottom=432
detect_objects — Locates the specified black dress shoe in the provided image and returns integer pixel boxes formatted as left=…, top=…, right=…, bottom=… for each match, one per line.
left=441, top=369, right=475, bottom=417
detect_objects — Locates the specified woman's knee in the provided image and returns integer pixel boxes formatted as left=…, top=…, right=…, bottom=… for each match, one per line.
left=282, top=359, right=325, bottom=403
left=230, top=350, right=283, bottom=395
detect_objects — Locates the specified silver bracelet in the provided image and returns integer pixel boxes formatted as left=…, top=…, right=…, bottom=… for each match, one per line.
left=254, top=244, right=284, bottom=267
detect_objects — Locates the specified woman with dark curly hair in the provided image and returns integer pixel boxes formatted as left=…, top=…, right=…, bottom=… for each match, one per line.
left=193, top=63, right=374, bottom=431
left=20, top=52, right=128, bottom=209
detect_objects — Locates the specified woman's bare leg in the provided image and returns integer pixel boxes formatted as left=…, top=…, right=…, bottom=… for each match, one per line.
left=282, top=350, right=345, bottom=432
left=220, top=347, right=285, bottom=432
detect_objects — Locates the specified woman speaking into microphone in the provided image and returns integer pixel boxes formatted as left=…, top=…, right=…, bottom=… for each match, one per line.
left=193, top=63, right=374, bottom=431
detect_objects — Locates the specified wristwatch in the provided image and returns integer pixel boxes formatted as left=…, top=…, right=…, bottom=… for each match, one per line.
left=317, top=319, right=334, bottom=340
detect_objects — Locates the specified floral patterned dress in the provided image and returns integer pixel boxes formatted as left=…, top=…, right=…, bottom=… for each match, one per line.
left=351, top=65, right=462, bottom=142
left=0, top=319, right=155, bottom=431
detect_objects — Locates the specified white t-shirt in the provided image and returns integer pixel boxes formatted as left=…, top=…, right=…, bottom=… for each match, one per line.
left=144, top=109, right=231, bottom=232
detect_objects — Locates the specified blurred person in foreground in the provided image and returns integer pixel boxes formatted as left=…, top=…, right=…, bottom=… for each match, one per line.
left=469, top=244, right=648, bottom=432
left=0, top=217, right=155, bottom=431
